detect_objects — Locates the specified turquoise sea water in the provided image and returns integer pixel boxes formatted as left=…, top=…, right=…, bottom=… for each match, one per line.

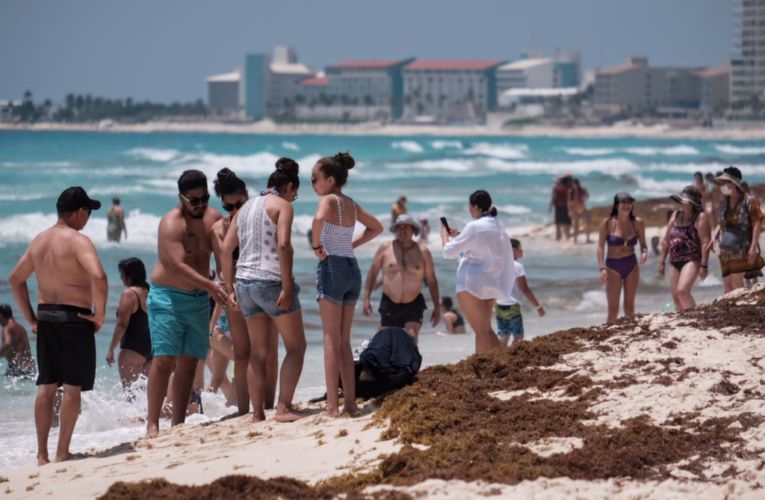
left=2, top=130, right=765, bottom=470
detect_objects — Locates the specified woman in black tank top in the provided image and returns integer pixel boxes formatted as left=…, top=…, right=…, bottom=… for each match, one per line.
left=106, top=258, right=152, bottom=398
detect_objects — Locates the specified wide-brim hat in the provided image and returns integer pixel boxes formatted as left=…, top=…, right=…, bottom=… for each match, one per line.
left=714, top=166, right=743, bottom=188
left=670, top=186, right=702, bottom=208
left=390, top=214, right=420, bottom=236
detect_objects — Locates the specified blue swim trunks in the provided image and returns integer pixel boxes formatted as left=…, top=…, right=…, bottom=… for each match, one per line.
left=148, top=284, right=210, bottom=360
left=495, top=303, right=524, bottom=338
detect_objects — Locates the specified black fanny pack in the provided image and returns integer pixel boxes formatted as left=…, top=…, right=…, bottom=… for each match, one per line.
left=719, top=226, right=746, bottom=252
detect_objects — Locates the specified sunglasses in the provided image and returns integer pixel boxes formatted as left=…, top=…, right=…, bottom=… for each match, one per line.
left=181, top=193, right=210, bottom=207
left=310, top=175, right=323, bottom=185
left=222, top=200, right=246, bottom=212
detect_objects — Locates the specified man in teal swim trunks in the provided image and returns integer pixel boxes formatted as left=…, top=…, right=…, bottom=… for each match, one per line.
left=145, top=170, right=227, bottom=437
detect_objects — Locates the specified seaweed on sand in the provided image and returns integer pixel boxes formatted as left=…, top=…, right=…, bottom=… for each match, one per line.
left=99, top=476, right=414, bottom=500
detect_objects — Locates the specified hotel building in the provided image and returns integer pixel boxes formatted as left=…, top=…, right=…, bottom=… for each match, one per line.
left=731, top=0, right=765, bottom=102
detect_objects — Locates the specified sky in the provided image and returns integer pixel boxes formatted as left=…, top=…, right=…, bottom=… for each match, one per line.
left=0, top=0, right=733, bottom=104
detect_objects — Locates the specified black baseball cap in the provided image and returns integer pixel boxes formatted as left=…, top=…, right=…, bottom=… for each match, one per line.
left=56, top=187, right=102, bottom=212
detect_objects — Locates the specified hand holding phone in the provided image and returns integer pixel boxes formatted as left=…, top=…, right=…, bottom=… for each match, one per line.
left=440, top=217, right=451, bottom=234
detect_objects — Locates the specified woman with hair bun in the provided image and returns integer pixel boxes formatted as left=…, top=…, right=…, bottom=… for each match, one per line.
left=441, top=190, right=515, bottom=354
left=311, top=152, right=383, bottom=417
left=221, top=158, right=306, bottom=422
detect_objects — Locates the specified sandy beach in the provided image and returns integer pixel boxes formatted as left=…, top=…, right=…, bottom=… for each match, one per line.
left=2, top=284, right=764, bottom=499
left=3, top=121, right=765, bottom=140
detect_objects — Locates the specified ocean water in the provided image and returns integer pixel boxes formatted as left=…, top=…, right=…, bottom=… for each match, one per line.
left=2, top=130, right=764, bottom=470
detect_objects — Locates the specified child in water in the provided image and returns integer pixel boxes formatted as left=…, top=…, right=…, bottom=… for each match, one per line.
left=494, top=239, right=545, bottom=345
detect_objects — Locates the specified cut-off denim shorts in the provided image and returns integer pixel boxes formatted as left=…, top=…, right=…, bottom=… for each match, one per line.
left=316, top=255, right=362, bottom=306
left=235, top=279, right=301, bottom=319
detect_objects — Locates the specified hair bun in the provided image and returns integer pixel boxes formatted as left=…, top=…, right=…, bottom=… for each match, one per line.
left=334, top=152, right=355, bottom=170
left=216, top=168, right=235, bottom=181
left=275, top=157, right=299, bottom=175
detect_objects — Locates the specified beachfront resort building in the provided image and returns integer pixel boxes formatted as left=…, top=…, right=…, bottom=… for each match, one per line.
left=731, top=0, right=765, bottom=102
left=697, top=65, right=731, bottom=111
left=593, top=57, right=729, bottom=112
left=293, top=59, right=412, bottom=121
left=206, top=69, right=243, bottom=115
left=401, top=60, right=505, bottom=121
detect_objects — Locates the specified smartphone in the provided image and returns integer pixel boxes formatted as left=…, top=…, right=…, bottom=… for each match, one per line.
left=440, top=217, right=451, bottom=234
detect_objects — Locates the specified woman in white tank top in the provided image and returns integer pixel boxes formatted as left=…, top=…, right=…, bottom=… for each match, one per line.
left=311, top=152, right=383, bottom=417
left=221, top=158, right=307, bottom=423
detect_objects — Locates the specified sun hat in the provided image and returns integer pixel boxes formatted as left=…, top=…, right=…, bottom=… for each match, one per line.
left=390, top=214, right=420, bottom=236
left=615, top=191, right=635, bottom=203
left=714, top=166, right=743, bottom=189
left=670, top=186, right=702, bottom=209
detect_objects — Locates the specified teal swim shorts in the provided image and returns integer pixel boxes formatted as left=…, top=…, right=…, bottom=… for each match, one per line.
left=148, top=284, right=210, bottom=360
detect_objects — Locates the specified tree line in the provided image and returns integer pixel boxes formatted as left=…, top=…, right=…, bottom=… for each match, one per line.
left=5, top=91, right=207, bottom=123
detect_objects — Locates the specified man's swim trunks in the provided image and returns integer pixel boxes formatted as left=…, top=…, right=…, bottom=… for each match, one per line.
left=36, top=304, right=96, bottom=391
left=378, top=293, right=427, bottom=328
left=6, top=361, right=36, bottom=379
left=148, top=284, right=210, bottom=360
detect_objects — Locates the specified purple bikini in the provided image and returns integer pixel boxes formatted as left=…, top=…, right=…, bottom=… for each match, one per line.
left=605, top=220, right=638, bottom=280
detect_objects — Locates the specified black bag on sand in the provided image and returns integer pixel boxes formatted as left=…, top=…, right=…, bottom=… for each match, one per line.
left=355, top=327, right=422, bottom=399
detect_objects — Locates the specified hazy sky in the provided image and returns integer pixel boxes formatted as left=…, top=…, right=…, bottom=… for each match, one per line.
left=1, top=0, right=732, bottom=104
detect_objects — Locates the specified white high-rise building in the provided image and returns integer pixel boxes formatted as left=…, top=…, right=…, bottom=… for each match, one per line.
left=731, top=0, right=765, bottom=102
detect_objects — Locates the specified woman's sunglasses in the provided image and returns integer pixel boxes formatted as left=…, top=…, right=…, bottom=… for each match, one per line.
left=181, top=193, right=211, bottom=207
left=222, top=200, right=246, bottom=212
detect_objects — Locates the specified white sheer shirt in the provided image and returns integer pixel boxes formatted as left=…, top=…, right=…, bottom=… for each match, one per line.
left=443, top=216, right=516, bottom=301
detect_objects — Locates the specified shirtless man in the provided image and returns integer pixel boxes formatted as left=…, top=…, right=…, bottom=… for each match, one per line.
left=0, top=304, right=35, bottom=379
left=363, top=214, right=439, bottom=343
left=145, top=170, right=226, bottom=437
left=9, top=187, right=107, bottom=465
left=107, top=197, right=127, bottom=242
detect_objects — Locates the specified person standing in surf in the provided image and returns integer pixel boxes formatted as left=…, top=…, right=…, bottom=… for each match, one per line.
left=596, top=192, right=648, bottom=324
left=107, top=197, right=127, bottom=242
left=9, top=187, right=107, bottom=465
left=312, top=152, right=383, bottom=417
left=441, top=190, right=515, bottom=354
left=658, top=186, right=711, bottom=312
left=221, top=158, right=306, bottom=422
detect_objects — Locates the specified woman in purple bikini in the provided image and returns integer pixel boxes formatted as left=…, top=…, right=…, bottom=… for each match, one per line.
left=596, top=192, right=648, bottom=324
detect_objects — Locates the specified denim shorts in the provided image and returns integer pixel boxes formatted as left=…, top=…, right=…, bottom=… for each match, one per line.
left=316, top=255, right=362, bottom=306
left=235, top=279, right=301, bottom=319
left=497, top=313, right=524, bottom=337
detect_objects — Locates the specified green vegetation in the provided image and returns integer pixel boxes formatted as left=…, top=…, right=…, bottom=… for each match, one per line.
left=4, top=90, right=206, bottom=124
left=502, top=117, right=538, bottom=127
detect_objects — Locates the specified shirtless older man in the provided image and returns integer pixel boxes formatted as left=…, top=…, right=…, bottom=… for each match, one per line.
left=146, top=170, right=226, bottom=437
left=9, top=187, right=107, bottom=465
left=363, top=214, right=439, bottom=343
left=0, top=304, right=35, bottom=379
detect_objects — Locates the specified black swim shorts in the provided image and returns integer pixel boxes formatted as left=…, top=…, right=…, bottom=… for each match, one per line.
left=378, top=293, right=427, bottom=328
left=36, top=304, right=96, bottom=391
left=554, top=206, right=572, bottom=225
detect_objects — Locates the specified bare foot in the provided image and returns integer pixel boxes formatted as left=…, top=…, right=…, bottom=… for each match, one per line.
left=251, top=412, right=266, bottom=423
left=37, top=453, right=50, bottom=466
left=53, top=452, right=72, bottom=463
left=342, top=404, right=359, bottom=416
left=274, top=410, right=305, bottom=423
left=146, top=422, right=160, bottom=438
left=321, top=407, right=340, bottom=418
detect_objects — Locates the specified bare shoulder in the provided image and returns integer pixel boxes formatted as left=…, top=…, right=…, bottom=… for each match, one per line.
left=634, top=217, right=646, bottom=228
left=418, top=242, right=433, bottom=257
left=206, top=207, right=223, bottom=224
left=120, top=288, right=137, bottom=303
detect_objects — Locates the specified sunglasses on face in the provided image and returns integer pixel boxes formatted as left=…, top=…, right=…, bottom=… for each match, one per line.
left=310, top=175, right=323, bottom=185
left=292, top=190, right=299, bottom=202
left=222, top=200, right=245, bottom=212
left=181, top=193, right=210, bottom=207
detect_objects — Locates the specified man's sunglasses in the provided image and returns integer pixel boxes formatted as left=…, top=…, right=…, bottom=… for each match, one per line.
left=181, top=193, right=211, bottom=206
left=222, top=200, right=246, bottom=212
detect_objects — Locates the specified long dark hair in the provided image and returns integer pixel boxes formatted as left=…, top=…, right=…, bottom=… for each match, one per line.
left=442, top=296, right=454, bottom=312
left=213, top=168, right=246, bottom=198
left=469, top=190, right=497, bottom=216
left=118, top=257, right=149, bottom=289
left=609, top=195, right=635, bottom=221
left=317, top=152, right=355, bottom=188
left=267, top=157, right=300, bottom=192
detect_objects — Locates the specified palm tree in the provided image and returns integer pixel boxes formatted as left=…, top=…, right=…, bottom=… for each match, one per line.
left=65, top=94, right=75, bottom=109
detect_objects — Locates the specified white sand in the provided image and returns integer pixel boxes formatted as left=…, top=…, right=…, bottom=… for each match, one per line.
left=3, top=121, right=765, bottom=140
left=2, top=286, right=765, bottom=499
